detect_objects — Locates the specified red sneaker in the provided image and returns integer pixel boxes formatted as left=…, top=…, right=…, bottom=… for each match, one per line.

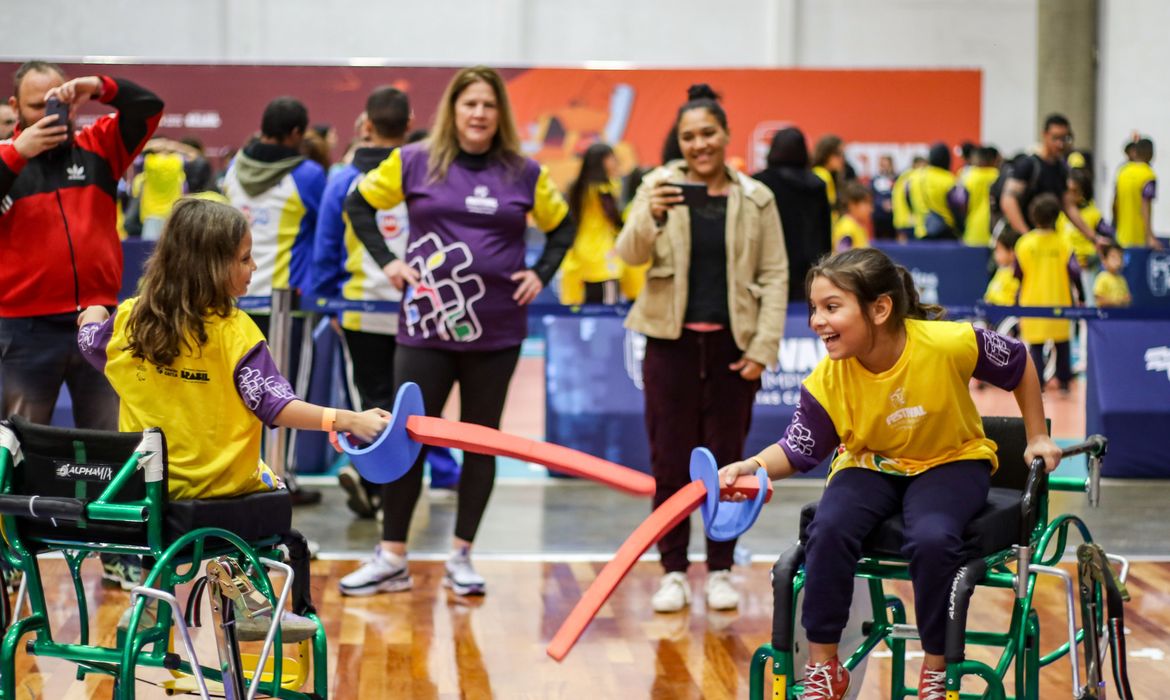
left=919, top=665, right=948, bottom=700
left=800, top=656, right=850, bottom=699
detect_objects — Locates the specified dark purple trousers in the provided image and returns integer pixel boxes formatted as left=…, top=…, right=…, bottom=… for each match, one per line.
left=802, top=460, right=991, bottom=654
left=641, top=329, right=761, bottom=573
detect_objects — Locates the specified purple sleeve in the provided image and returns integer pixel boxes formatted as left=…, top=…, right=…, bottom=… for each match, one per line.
left=1013, top=257, right=1023, bottom=281
left=778, top=386, right=840, bottom=473
left=234, top=341, right=300, bottom=427
left=1143, top=180, right=1157, bottom=200
left=972, top=327, right=1028, bottom=391
left=948, top=184, right=968, bottom=221
left=1067, top=253, right=1082, bottom=280
left=77, top=314, right=115, bottom=372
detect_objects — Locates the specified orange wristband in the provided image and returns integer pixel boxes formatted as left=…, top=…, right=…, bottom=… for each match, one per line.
left=750, top=455, right=768, bottom=472
left=321, top=408, right=337, bottom=432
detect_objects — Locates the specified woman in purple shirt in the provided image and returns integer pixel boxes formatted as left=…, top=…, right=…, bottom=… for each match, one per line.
left=342, top=66, right=575, bottom=598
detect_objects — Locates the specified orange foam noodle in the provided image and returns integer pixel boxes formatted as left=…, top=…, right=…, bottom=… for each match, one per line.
left=546, top=473, right=770, bottom=661
left=405, top=415, right=656, bottom=498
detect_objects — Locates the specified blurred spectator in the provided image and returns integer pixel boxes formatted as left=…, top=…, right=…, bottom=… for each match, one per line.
left=869, top=154, right=897, bottom=240
left=1112, top=136, right=1160, bottom=249
left=752, top=127, right=831, bottom=301
left=833, top=181, right=872, bottom=251
left=0, top=60, right=162, bottom=431
left=908, top=143, right=964, bottom=240
left=960, top=146, right=1001, bottom=247
left=1094, top=242, right=1132, bottom=307
left=984, top=229, right=1021, bottom=306
left=301, top=128, right=331, bottom=171
left=222, top=96, right=326, bottom=504
left=999, top=114, right=1101, bottom=250
left=560, top=142, right=624, bottom=304
left=1058, top=168, right=1111, bottom=304
left=811, top=134, right=845, bottom=219
left=892, top=155, right=925, bottom=241
left=0, top=103, right=16, bottom=140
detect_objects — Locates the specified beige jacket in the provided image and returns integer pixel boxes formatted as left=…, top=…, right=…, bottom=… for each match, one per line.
left=616, top=161, right=789, bottom=367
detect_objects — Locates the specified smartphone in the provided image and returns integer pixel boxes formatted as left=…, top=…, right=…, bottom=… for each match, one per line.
left=44, top=97, right=71, bottom=144
left=670, top=182, right=708, bottom=209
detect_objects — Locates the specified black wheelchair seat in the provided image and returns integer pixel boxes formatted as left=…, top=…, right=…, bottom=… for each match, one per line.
left=798, top=485, right=1023, bottom=560
left=165, top=490, right=292, bottom=543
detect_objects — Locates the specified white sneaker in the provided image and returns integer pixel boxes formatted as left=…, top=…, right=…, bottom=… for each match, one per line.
left=705, top=570, right=739, bottom=610
left=339, top=547, right=412, bottom=596
left=651, top=572, right=691, bottom=613
left=444, top=547, right=486, bottom=596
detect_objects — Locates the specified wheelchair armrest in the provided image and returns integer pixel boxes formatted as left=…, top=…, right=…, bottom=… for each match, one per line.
left=771, top=543, right=806, bottom=652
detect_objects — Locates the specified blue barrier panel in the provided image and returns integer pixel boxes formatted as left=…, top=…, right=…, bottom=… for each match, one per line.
left=542, top=303, right=830, bottom=477
left=1086, top=320, right=1170, bottom=477
left=873, top=240, right=990, bottom=306
left=1122, top=247, right=1170, bottom=308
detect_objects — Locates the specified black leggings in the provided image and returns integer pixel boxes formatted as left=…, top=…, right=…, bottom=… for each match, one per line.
left=381, top=343, right=521, bottom=543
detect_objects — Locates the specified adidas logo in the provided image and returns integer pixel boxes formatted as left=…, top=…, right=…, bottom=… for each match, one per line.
left=66, top=164, right=85, bottom=181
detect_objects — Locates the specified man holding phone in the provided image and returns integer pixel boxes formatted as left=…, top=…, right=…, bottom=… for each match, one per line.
left=0, top=61, right=163, bottom=430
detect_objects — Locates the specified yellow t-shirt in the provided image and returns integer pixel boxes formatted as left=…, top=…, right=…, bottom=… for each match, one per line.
left=137, top=152, right=186, bottom=220
left=961, top=166, right=1000, bottom=247
left=1093, top=270, right=1131, bottom=307
left=909, top=165, right=958, bottom=239
left=802, top=319, right=999, bottom=478
left=560, top=182, right=623, bottom=304
left=1113, top=161, right=1157, bottom=248
left=984, top=266, right=1020, bottom=306
left=1015, top=230, right=1075, bottom=343
left=1057, top=200, right=1103, bottom=267
left=102, top=298, right=284, bottom=500
left=832, top=213, right=869, bottom=250
left=892, top=170, right=914, bottom=231
left=813, top=166, right=839, bottom=226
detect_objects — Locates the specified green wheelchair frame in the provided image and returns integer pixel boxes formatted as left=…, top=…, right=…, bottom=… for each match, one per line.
left=749, top=419, right=1132, bottom=700
left=0, top=418, right=328, bottom=699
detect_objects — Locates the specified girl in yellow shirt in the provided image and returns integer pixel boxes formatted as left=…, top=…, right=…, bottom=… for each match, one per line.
left=717, top=248, right=1058, bottom=699
left=560, top=143, right=624, bottom=304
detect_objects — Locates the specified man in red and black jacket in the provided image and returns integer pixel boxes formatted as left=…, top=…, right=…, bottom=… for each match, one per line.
left=0, top=61, right=163, bottom=429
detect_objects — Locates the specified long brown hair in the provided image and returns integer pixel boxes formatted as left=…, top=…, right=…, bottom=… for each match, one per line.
left=125, top=198, right=249, bottom=366
left=427, top=65, right=523, bottom=182
left=806, top=248, right=945, bottom=336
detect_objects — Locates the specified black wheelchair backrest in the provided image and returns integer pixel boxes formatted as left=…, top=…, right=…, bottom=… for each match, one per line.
left=982, top=416, right=1049, bottom=493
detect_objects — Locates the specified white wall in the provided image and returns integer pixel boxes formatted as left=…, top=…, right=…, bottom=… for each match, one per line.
left=2, top=0, right=1039, bottom=152
left=1098, top=0, right=1170, bottom=229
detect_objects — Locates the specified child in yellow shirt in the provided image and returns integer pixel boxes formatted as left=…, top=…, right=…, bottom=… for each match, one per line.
left=1094, top=243, right=1132, bottom=307
left=831, top=182, right=872, bottom=252
left=984, top=229, right=1021, bottom=306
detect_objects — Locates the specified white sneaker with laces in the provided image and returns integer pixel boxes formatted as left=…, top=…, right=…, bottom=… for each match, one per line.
left=339, top=547, right=412, bottom=596
left=651, top=572, right=691, bottom=613
left=705, top=569, right=740, bottom=610
left=444, top=547, right=486, bottom=596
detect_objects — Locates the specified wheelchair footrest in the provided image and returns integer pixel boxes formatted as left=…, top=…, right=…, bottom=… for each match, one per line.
left=859, top=621, right=920, bottom=640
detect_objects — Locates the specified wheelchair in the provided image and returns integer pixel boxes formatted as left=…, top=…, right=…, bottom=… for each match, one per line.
left=0, top=417, right=328, bottom=699
left=749, top=417, right=1133, bottom=700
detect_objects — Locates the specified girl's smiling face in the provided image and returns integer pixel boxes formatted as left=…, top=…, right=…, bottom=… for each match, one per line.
left=808, top=274, right=895, bottom=362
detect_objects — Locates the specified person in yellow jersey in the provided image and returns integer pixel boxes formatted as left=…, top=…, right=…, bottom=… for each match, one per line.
left=832, top=181, right=872, bottom=251
left=717, top=247, right=1058, bottom=700
left=961, top=146, right=1002, bottom=247
left=984, top=229, right=1021, bottom=306
left=1094, top=242, right=1132, bottom=307
left=1057, top=169, right=1112, bottom=304
left=1112, top=137, right=1162, bottom=249
left=908, top=143, right=965, bottom=240
left=892, top=155, right=925, bottom=241
left=812, top=134, right=845, bottom=222
left=77, top=198, right=388, bottom=636
left=559, top=142, right=625, bottom=304
left=1014, top=194, right=1084, bottom=395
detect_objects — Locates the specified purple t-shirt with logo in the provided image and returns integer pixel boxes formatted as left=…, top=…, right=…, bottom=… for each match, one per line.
left=395, top=144, right=545, bottom=351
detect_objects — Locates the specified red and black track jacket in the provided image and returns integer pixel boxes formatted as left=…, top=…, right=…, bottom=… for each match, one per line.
left=0, top=76, right=163, bottom=317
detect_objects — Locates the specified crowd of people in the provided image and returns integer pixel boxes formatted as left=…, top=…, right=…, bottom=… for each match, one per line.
left=0, top=57, right=1159, bottom=700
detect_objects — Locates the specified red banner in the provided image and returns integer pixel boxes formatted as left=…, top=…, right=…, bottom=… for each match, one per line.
left=1, top=62, right=979, bottom=182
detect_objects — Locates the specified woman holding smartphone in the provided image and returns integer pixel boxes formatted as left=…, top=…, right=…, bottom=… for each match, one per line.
left=615, top=84, right=788, bottom=614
